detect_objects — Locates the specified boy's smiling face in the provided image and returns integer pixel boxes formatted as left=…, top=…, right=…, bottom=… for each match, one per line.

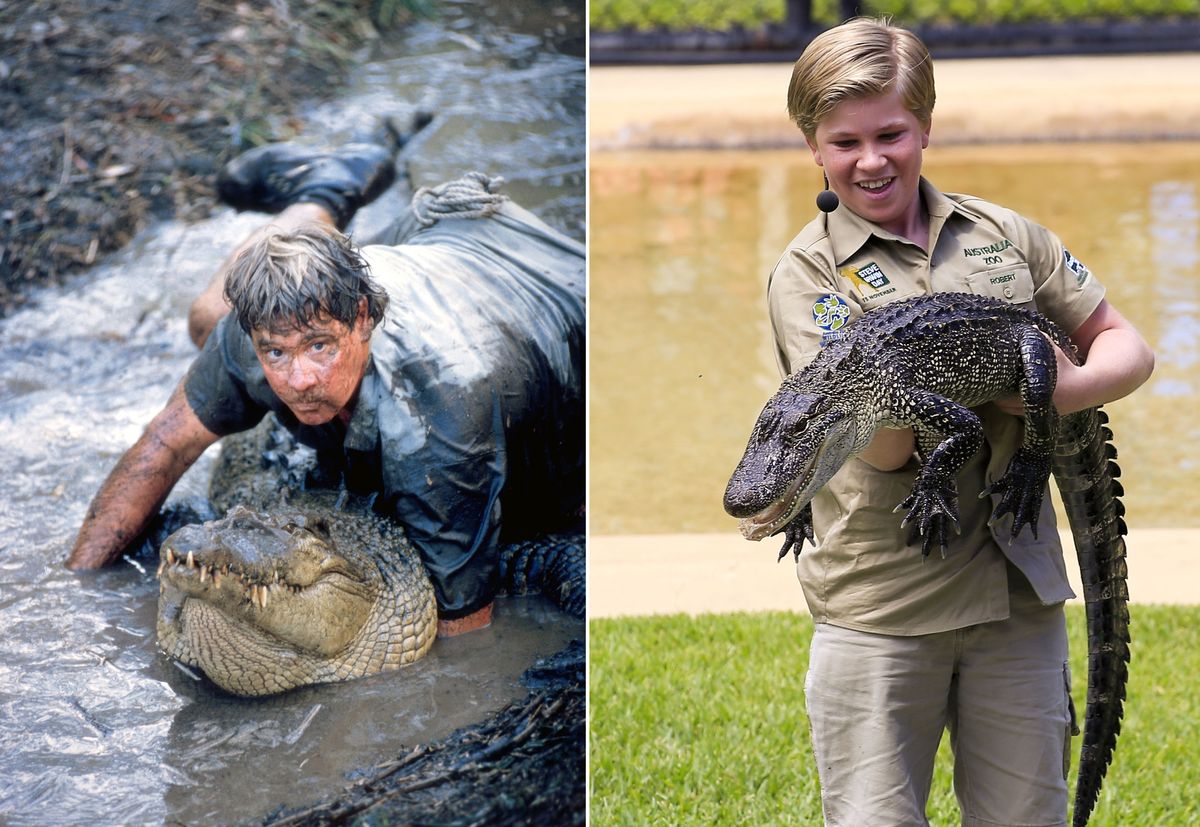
left=807, top=88, right=931, bottom=242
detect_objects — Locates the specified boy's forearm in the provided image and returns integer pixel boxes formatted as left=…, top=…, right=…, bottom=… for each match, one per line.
left=1054, top=327, right=1155, bottom=415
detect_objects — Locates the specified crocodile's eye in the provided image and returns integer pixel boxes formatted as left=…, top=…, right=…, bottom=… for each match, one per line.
left=308, top=517, right=332, bottom=540
left=279, top=515, right=332, bottom=542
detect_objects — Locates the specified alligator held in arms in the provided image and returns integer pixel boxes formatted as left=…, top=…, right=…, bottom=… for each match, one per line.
left=723, top=292, right=1129, bottom=827
left=156, top=414, right=584, bottom=697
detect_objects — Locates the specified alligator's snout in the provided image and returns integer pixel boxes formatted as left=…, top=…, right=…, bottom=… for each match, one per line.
left=724, top=390, right=848, bottom=521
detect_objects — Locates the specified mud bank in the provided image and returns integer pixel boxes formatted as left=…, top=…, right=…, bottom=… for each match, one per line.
left=0, top=0, right=378, bottom=316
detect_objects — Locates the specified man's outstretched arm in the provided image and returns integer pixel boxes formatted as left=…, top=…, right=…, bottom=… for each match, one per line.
left=68, top=381, right=221, bottom=569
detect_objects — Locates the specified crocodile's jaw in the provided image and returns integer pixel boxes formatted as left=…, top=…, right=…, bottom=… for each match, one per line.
left=157, top=573, right=436, bottom=697
left=156, top=510, right=387, bottom=696
left=157, top=580, right=333, bottom=695
left=736, top=417, right=858, bottom=540
left=156, top=568, right=439, bottom=697
left=156, top=568, right=377, bottom=697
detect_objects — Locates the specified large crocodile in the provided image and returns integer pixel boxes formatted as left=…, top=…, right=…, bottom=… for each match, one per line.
left=723, top=292, right=1129, bottom=827
left=156, top=415, right=584, bottom=697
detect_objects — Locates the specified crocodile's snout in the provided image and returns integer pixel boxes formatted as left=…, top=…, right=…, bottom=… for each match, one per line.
left=154, top=413, right=582, bottom=698
left=154, top=420, right=438, bottom=696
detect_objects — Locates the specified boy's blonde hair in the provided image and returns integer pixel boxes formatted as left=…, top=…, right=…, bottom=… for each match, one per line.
left=787, top=17, right=935, bottom=139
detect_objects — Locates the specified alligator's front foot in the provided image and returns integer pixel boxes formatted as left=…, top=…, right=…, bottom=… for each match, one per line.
left=773, top=503, right=814, bottom=562
left=983, top=449, right=1052, bottom=540
left=895, top=473, right=961, bottom=558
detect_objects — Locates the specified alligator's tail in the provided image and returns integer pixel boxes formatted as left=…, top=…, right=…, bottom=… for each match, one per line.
left=499, top=533, right=585, bottom=618
left=1052, top=407, right=1130, bottom=827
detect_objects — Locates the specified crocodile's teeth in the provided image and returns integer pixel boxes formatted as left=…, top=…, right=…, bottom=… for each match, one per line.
left=199, top=565, right=209, bottom=584
left=166, top=548, right=176, bottom=565
left=156, top=561, right=165, bottom=578
left=186, top=550, right=195, bottom=568
left=212, top=569, right=222, bottom=588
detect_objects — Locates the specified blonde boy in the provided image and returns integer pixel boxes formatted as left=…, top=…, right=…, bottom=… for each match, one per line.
left=769, top=18, right=1153, bottom=826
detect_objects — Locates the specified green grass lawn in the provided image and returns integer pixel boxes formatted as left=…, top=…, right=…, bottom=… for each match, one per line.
left=590, top=605, right=1200, bottom=825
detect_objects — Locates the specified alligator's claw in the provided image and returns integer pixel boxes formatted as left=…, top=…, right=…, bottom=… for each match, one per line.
left=983, top=449, right=1052, bottom=540
left=773, top=503, right=815, bottom=562
left=895, top=474, right=961, bottom=558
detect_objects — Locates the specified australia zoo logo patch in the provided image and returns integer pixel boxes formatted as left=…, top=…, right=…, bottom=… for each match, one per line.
left=812, top=293, right=852, bottom=346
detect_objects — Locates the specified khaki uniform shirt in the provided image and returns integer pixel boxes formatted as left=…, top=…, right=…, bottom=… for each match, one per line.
left=767, top=178, right=1105, bottom=635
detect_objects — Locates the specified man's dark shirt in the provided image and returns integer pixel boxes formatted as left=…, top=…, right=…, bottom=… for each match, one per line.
left=184, top=203, right=585, bottom=617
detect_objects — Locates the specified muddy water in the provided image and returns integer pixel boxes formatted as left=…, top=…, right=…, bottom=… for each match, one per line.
left=591, top=143, right=1200, bottom=535
left=0, top=3, right=582, bottom=825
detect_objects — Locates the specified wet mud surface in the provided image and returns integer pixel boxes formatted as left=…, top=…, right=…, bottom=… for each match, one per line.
left=263, top=641, right=584, bottom=827
left=0, top=0, right=584, bottom=823
left=0, top=0, right=584, bottom=312
left=0, top=0, right=370, bottom=316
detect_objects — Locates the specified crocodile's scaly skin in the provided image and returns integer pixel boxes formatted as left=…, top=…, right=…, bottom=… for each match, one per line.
left=499, top=535, right=585, bottom=618
left=156, top=415, right=585, bottom=696
left=723, top=292, right=1129, bottom=826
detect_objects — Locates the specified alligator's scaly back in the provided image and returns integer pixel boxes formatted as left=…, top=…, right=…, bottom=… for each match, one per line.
left=1054, top=407, right=1130, bottom=827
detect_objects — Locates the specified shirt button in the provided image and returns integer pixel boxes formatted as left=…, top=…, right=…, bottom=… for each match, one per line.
left=1003, top=286, right=1015, bottom=299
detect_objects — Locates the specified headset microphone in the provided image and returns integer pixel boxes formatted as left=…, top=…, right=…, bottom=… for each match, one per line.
left=816, top=173, right=839, bottom=213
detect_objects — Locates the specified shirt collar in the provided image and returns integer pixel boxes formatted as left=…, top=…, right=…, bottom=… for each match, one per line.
left=825, top=177, right=978, bottom=265
left=343, top=356, right=382, bottom=452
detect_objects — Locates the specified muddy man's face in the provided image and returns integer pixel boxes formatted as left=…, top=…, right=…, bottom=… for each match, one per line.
left=252, top=304, right=372, bottom=426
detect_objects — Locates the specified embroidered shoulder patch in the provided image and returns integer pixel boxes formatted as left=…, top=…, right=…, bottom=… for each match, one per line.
left=1063, top=248, right=1091, bottom=286
left=812, top=293, right=852, bottom=346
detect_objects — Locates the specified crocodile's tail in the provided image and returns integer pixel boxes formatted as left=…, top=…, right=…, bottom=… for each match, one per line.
left=1052, top=407, right=1130, bottom=827
left=499, top=533, right=585, bottom=618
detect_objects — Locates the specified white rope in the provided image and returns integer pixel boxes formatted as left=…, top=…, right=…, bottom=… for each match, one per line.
left=411, top=171, right=509, bottom=227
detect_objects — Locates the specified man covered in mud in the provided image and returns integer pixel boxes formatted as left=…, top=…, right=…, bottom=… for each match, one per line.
left=67, top=126, right=585, bottom=638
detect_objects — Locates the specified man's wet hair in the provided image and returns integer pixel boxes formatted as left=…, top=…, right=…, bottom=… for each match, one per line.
left=223, top=223, right=389, bottom=336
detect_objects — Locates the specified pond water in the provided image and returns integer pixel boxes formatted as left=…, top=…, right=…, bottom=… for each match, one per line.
left=591, top=143, right=1200, bottom=535
left=0, top=2, right=583, bottom=825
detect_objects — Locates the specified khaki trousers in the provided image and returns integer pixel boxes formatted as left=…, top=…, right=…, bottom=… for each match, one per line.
left=804, top=591, right=1075, bottom=827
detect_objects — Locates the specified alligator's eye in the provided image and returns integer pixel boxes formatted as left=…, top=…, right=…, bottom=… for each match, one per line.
left=784, top=419, right=808, bottom=446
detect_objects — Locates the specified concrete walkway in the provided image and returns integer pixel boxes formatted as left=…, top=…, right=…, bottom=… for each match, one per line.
left=589, top=530, right=1200, bottom=618
left=588, top=52, right=1200, bottom=617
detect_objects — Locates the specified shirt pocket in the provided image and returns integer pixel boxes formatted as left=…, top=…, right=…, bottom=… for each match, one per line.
left=962, top=262, right=1035, bottom=307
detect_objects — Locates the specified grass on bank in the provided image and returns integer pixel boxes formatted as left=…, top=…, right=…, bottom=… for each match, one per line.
left=590, top=0, right=1200, bottom=32
left=589, top=605, right=1200, bottom=826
